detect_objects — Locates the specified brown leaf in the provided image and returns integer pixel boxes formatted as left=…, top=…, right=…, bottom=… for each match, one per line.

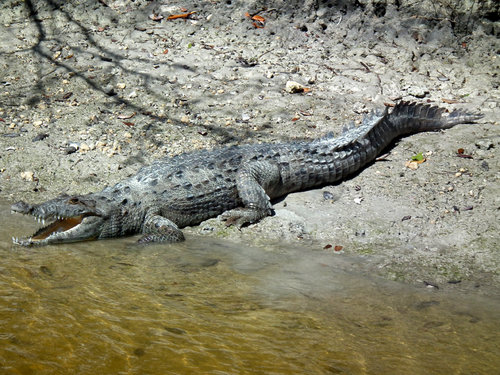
left=252, top=22, right=265, bottom=29
left=457, top=148, right=464, bottom=154
left=244, top=12, right=251, bottom=18
left=123, top=122, right=135, bottom=127
left=291, top=117, right=300, bottom=122
left=167, top=12, right=196, bottom=20
left=252, top=15, right=265, bottom=23
left=441, top=98, right=459, bottom=104
left=323, top=244, right=332, bottom=250
left=334, top=245, right=343, bottom=252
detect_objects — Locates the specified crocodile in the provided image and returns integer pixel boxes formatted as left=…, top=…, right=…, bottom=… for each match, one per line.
left=11, top=102, right=481, bottom=246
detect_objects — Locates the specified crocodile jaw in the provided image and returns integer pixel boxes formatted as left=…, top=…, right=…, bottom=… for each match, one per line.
left=11, top=212, right=104, bottom=247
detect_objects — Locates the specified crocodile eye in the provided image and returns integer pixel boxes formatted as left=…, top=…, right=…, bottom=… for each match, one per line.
left=67, top=197, right=80, bottom=205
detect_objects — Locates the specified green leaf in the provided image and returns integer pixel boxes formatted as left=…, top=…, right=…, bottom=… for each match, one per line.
left=411, top=152, right=424, bottom=161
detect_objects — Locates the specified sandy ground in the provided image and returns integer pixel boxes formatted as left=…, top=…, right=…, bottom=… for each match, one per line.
left=0, top=0, right=499, bottom=294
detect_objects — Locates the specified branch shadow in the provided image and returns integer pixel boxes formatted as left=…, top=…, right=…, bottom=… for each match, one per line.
left=16, top=0, right=274, bottom=146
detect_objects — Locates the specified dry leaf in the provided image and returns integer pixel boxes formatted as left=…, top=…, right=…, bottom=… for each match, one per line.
left=334, top=245, right=343, bottom=252
left=167, top=12, right=196, bottom=20
left=123, top=122, right=135, bottom=127
left=252, top=15, right=265, bottom=23
left=441, top=98, right=459, bottom=104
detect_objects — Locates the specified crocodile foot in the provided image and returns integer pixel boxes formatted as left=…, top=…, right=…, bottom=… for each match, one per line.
left=220, top=207, right=271, bottom=228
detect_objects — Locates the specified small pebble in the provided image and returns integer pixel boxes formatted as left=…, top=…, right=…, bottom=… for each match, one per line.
left=405, top=160, right=419, bottom=170
left=323, top=191, right=334, bottom=200
left=285, top=81, right=306, bottom=93
left=475, top=139, right=494, bottom=150
left=32, top=133, right=49, bottom=142
left=407, top=86, right=429, bottom=98
left=65, top=145, right=78, bottom=154
left=79, top=143, right=90, bottom=152
left=20, top=171, right=35, bottom=181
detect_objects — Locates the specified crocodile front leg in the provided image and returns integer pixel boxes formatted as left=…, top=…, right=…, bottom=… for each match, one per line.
left=139, top=211, right=185, bottom=243
left=221, top=161, right=279, bottom=227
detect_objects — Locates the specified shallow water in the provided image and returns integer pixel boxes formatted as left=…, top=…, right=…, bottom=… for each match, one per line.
left=1, top=204, right=499, bottom=375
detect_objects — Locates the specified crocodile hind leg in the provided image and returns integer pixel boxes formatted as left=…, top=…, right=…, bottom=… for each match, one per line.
left=221, top=161, right=280, bottom=227
left=139, top=212, right=185, bottom=243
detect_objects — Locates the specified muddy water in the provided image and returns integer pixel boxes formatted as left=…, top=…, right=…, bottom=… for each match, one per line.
left=1, top=204, right=499, bottom=375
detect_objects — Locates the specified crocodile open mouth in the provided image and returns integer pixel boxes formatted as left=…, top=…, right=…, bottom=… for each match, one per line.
left=12, top=214, right=85, bottom=246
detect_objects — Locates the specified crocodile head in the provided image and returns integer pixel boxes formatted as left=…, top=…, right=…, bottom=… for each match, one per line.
left=11, top=194, right=113, bottom=246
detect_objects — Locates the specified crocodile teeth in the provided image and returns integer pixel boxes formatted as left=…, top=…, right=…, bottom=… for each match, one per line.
left=11, top=236, right=34, bottom=246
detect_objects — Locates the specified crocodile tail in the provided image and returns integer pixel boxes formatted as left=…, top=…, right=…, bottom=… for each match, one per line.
left=388, top=101, right=483, bottom=134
